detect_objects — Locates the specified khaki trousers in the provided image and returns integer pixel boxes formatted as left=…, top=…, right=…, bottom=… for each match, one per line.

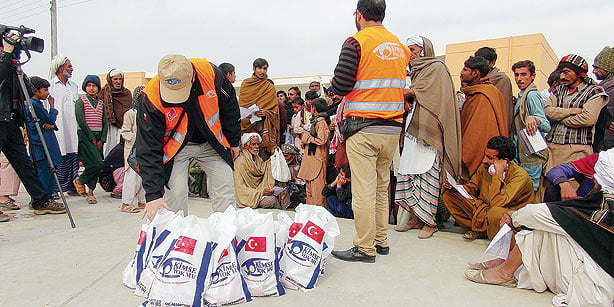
left=346, top=131, right=398, bottom=256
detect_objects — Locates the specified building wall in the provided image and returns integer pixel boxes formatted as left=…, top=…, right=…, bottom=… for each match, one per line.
left=445, top=33, right=559, bottom=95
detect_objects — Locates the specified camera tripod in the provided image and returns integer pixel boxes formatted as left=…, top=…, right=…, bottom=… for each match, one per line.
left=13, top=60, right=76, bottom=228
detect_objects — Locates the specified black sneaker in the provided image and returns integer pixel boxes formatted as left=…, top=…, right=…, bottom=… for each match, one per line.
left=33, top=200, right=66, bottom=215
left=331, top=247, right=375, bottom=263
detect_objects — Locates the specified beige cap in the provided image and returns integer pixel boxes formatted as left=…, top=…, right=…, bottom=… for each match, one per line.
left=158, top=54, right=193, bottom=104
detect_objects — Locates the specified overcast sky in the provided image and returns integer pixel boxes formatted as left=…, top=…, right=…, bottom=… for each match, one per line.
left=4, top=0, right=613, bottom=85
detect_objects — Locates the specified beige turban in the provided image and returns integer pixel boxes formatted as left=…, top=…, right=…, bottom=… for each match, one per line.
left=241, top=133, right=261, bottom=146
left=49, top=54, right=69, bottom=77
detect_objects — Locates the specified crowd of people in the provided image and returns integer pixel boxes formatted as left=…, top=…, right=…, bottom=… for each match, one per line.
left=0, top=0, right=612, bottom=305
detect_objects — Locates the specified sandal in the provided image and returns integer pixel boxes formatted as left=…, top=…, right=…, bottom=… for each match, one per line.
left=86, top=195, right=97, bottom=204
left=463, top=230, right=487, bottom=241
left=138, top=203, right=146, bottom=209
left=417, top=225, right=438, bottom=239
left=464, top=268, right=517, bottom=288
left=468, top=258, right=504, bottom=270
left=0, top=200, right=19, bottom=210
left=73, top=179, right=87, bottom=197
left=121, top=204, right=140, bottom=213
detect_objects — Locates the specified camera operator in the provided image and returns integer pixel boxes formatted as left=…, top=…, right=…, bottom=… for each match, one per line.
left=0, top=33, right=66, bottom=219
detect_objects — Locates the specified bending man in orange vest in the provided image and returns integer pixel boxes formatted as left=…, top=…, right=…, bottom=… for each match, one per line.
left=330, top=0, right=410, bottom=263
left=137, top=54, right=241, bottom=220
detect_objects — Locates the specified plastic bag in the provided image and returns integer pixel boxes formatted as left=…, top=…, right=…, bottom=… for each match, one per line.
left=143, top=215, right=214, bottom=307
left=134, top=210, right=187, bottom=298
left=123, top=209, right=177, bottom=289
left=235, top=208, right=285, bottom=297
left=204, top=206, right=252, bottom=306
left=278, top=204, right=340, bottom=291
left=270, top=148, right=291, bottom=183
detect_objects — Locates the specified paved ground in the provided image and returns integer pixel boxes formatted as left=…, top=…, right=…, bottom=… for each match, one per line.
left=0, top=190, right=554, bottom=307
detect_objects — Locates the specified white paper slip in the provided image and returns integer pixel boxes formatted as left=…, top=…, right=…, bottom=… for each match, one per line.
left=520, top=128, right=548, bottom=153
left=239, top=107, right=251, bottom=120
left=446, top=171, right=473, bottom=200
left=248, top=104, right=262, bottom=123
left=271, top=186, right=285, bottom=196
left=485, top=224, right=513, bottom=259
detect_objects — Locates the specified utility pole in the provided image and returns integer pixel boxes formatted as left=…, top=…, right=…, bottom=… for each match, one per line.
left=50, top=0, right=58, bottom=58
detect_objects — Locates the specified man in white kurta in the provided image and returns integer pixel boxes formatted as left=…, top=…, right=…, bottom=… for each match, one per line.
left=48, top=55, right=80, bottom=195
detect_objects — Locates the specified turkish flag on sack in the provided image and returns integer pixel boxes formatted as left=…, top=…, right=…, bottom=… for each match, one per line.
left=301, top=221, right=325, bottom=244
left=244, top=236, right=267, bottom=252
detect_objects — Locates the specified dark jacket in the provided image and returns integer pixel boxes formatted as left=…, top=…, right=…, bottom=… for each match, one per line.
left=25, top=98, right=63, bottom=165
left=0, top=51, right=31, bottom=124
left=136, top=63, right=240, bottom=202
left=322, top=182, right=352, bottom=204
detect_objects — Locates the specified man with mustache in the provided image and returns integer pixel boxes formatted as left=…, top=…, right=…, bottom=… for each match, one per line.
left=544, top=55, right=609, bottom=174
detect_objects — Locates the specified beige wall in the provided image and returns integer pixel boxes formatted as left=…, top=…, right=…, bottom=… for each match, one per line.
left=445, top=33, right=559, bottom=95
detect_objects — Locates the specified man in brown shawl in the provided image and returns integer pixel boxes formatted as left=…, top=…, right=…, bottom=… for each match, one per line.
left=100, top=69, right=132, bottom=157
left=238, top=58, right=280, bottom=158
left=459, top=56, right=509, bottom=178
left=394, top=35, right=462, bottom=239
left=233, top=133, right=279, bottom=208
left=475, top=47, right=514, bottom=132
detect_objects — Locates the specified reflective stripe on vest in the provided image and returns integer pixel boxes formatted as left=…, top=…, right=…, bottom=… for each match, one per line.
left=143, top=58, right=230, bottom=163
left=343, top=26, right=410, bottom=122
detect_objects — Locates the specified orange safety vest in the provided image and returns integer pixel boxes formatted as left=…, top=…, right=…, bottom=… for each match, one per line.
left=344, top=26, right=410, bottom=123
left=143, top=58, right=230, bottom=163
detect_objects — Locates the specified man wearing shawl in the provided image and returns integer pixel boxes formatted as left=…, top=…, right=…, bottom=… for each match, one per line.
left=49, top=54, right=80, bottom=195
left=238, top=58, right=280, bottom=158
left=465, top=147, right=614, bottom=306
left=510, top=60, right=550, bottom=191
left=100, top=69, right=132, bottom=157
left=544, top=54, right=609, bottom=173
left=233, top=133, right=279, bottom=209
left=592, top=47, right=614, bottom=151
left=459, top=56, right=509, bottom=178
left=394, top=35, right=462, bottom=239
left=475, top=47, right=514, bottom=131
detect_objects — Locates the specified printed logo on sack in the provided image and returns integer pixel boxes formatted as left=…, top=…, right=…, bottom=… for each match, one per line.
left=241, top=258, right=273, bottom=277
left=172, top=236, right=197, bottom=255
left=159, top=257, right=198, bottom=280
left=137, top=231, right=146, bottom=245
left=372, top=42, right=406, bottom=60
left=244, top=236, right=266, bottom=252
left=210, top=261, right=238, bottom=285
left=301, top=221, right=325, bottom=244
left=286, top=240, right=320, bottom=266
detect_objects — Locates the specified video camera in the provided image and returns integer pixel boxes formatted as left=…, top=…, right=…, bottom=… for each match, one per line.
left=0, top=24, right=44, bottom=54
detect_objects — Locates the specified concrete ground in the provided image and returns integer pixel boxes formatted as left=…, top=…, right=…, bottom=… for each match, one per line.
left=0, top=190, right=554, bottom=307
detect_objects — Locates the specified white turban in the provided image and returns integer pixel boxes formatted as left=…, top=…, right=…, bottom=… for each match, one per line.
left=405, top=35, right=425, bottom=56
left=49, top=54, right=69, bottom=77
left=109, top=69, right=124, bottom=77
left=594, top=148, right=614, bottom=194
left=309, top=76, right=322, bottom=85
left=241, top=133, right=261, bottom=146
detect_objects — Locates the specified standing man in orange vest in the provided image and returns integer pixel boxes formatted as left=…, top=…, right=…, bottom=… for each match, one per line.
left=137, top=54, right=241, bottom=220
left=330, top=0, right=410, bottom=263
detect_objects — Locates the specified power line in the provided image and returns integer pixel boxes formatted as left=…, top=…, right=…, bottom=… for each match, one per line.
left=4, top=8, right=49, bottom=25
left=0, top=0, right=45, bottom=16
left=0, top=2, right=49, bottom=21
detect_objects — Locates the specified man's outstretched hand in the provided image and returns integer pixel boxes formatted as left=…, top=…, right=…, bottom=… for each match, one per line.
left=142, top=198, right=172, bottom=221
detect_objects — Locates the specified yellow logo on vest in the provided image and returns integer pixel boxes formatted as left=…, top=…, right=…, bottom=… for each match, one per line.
left=372, top=42, right=406, bottom=60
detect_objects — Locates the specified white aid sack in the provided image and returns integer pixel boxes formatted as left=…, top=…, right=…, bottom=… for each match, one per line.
left=204, top=207, right=252, bottom=306
left=279, top=204, right=340, bottom=291
left=270, top=148, right=291, bottom=182
left=143, top=215, right=215, bottom=307
left=134, top=210, right=186, bottom=298
left=235, top=208, right=285, bottom=297
left=123, top=209, right=176, bottom=289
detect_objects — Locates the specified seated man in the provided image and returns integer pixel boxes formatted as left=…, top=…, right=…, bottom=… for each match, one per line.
left=322, top=163, right=353, bottom=219
left=464, top=148, right=614, bottom=306
left=443, top=136, right=535, bottom=240
left=279, top=143, right=305, bottom=209
left=544, top=141, right=614, bottom=202
left=233, top=133, right=279, bottom=209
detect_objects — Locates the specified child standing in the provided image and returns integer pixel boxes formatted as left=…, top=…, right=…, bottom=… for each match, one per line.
left=26, top=76, right=63, bottom=202
left=297, top=98, right=330, bottom=205
left=73, top=75, right=107, bottom=204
